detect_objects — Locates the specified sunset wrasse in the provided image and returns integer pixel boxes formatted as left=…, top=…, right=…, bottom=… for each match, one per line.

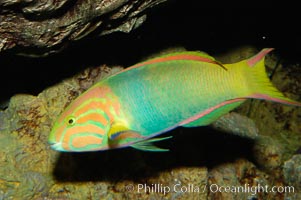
left=48, top=48, right=301, bottom=152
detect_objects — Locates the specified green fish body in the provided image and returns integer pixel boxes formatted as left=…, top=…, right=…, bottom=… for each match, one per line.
left=48, top=49, right=301, bottom=152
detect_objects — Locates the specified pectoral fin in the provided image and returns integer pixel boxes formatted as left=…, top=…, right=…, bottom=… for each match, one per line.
left=130, top=136, right=172, bottom=152
left=107, top=121, right=144, bottom=148
left=108, top=121, right=139, bottom=140
left=108, top=121, right=172, bottom=151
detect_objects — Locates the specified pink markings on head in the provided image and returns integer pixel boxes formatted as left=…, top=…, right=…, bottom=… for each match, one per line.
left=247, top=48, right=274, bottom=67
left=71, top=135, right=103, bottom=149
left=59, top=85, right=112, bottom=123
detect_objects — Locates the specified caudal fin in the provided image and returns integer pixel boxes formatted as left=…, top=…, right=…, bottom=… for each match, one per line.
left=245, top=48, right=301, bottom=106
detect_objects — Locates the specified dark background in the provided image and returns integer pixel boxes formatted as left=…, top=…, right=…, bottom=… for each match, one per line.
left=0, top=1, right=300, bottom=104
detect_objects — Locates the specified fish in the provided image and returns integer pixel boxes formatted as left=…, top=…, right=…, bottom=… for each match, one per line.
left=48, top=48, right=301, bottom=152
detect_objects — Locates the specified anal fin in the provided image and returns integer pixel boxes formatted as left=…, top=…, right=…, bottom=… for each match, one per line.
left=182, top=100, right=245, bottom=127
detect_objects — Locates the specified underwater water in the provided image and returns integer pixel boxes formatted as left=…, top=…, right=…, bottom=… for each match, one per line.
left=0, top=1, right=301, bottom=200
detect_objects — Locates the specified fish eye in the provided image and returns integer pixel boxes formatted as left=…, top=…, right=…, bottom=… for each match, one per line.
left=66, top=116, right=76, bottom=126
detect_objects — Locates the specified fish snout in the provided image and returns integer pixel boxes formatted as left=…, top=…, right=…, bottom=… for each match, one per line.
left=48, top=140, right=65, bottom=151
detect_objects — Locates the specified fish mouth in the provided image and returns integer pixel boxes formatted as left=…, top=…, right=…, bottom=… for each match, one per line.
left=49, top=142, right=65, bottom=152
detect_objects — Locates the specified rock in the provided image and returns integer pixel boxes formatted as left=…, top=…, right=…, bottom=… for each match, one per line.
left=211, top=112, right=259, bottom=139
left=252, top=136, right=284, bottom=173
left=209, top=159, right=262, bottom=199
left=0, top=0, right=167, bottom=56
left=283, top=154, right=301, bottom=200
left=283, top=154, right=301, bottom=190
left=208, top=158, right=290, bottom=200
left=0, top=93, right=55, bottom=199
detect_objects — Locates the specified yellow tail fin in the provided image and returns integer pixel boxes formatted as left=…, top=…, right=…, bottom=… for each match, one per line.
left=245, top=48, right=301, bottom=106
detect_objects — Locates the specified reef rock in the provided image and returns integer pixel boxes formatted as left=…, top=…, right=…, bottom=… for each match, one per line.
left=283, top=154, right=301, bottom=199
left=0, top=0, right=167, bottom=56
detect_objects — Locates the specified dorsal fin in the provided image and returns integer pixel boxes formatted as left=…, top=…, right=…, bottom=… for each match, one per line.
left=110, top=51, right=227, bottom=78
left=126, top=51, right=227, bottom=71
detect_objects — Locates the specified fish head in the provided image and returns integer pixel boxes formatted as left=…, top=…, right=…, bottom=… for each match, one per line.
left=48, top=88, right=112, bottom=152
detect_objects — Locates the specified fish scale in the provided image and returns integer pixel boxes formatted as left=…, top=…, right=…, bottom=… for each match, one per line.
left=105, top=61, right=225, bottom=133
